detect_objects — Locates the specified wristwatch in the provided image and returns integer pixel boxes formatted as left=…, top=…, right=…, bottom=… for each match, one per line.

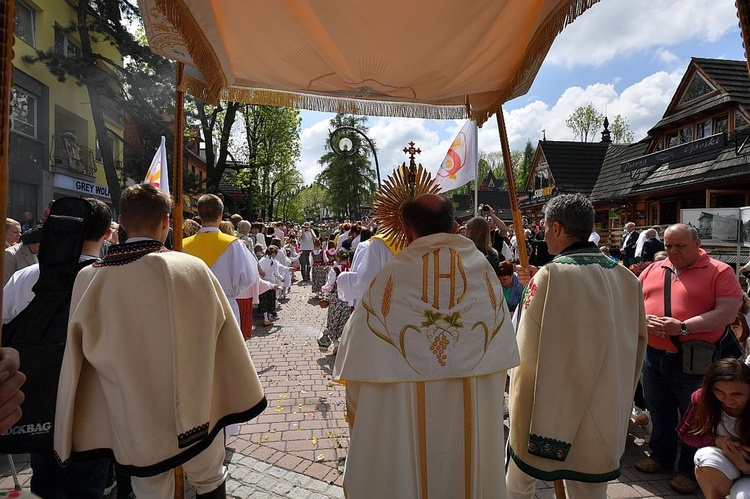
left=680, top=322, right=689, bottom=335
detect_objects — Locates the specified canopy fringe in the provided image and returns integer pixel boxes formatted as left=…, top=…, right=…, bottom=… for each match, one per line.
left=180, top=75, right=469, bottom=120
left=153, top=0, right=226, bottom=100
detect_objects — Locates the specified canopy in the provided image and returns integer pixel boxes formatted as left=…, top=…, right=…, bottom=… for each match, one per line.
left=139, top=0, right=601, bottom=125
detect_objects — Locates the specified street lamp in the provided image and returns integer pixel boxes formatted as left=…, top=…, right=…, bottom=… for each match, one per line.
left=329, top=126, right=381, bottom=220
left=329, top=127, right=381, bottom=186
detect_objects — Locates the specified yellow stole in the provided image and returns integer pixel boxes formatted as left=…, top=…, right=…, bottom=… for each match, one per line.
left=372, top=233, right=401, bottom=255
left=183, top=232, right=237, bottom=268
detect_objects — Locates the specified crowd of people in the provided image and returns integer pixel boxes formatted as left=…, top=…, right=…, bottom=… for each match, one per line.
left=1, top=188, right=750, bottom=498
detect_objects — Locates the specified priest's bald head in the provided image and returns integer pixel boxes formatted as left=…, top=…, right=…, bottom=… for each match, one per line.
left=401, top=193, right=457, bottom=244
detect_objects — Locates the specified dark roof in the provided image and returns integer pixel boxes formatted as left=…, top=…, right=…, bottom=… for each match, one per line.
left=539, top=140, right=609, bottom=195
left=626, top=145, right=750, bottom=196
left=589, top=140, right=649, bottom=201
left=651, top=58, right=750, bottom=132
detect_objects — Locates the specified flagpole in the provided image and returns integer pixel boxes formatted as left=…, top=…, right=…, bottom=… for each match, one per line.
left=473, top=121, right=479, bottom=215
left=496, top=107, right=529, bottom=267
left=172, top=62, right=185, bottom=252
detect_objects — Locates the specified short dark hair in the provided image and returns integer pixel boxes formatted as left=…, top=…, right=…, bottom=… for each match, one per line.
left=197, top=194, right=224, bottom=222
left=401, top=194, right=454, bottom=239
left=543, top=193, right=594, bottom=241
left=497, top=260, right=515, bottom=277
left=119, top=184, right=172, bottom=234
left=84, top=198, right=112, bottom=242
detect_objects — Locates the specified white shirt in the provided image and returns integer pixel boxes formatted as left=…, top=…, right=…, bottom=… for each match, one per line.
left=336, top=238, right=394, bottom=303
left=336, top=230, right=350, bottom=250
left=3, top=255, right=99, bottom=324
left=192, top=227, right=259, bottom=320
left=298, top=228, right=316, bottom=251
left=588, top=231, right=600, bottom=246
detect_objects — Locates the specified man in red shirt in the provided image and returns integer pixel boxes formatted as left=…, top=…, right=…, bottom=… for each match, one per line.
left=636, top=223, right=742, bottom=493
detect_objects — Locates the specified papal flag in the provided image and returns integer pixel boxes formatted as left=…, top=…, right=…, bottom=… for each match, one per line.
left=434, top=120, right=478, bottom=192
left=144, top=135, right=169, bottom=194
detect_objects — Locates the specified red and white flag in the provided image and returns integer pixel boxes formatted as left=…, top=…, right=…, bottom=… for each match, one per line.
left=434, top=120, right=478, bottom=192
left=144, top=135, right=169, bottom=194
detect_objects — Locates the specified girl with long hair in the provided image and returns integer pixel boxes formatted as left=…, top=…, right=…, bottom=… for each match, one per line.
left=678, top=359, right=750, bottom=498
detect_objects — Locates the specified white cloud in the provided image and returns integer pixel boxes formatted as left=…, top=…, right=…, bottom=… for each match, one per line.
left=298, top=68, right=685, bottom=184
left=546, top=0, right=737, bottom=67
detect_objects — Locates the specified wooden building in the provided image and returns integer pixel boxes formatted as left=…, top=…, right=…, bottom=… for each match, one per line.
left=519, top=57, right=750, bottom=257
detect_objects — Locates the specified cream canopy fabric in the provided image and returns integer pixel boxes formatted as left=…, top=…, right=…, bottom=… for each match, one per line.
left=138, top=0, right=601, bottom=125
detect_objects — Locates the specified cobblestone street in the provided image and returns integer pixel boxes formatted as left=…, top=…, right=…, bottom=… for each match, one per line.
left=0, top=278, right=705, bottom=497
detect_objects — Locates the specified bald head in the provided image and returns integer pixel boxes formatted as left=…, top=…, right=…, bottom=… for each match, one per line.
left=664, top=223, right=701, bottom=270
left=401, top=193, right=455, bottom=243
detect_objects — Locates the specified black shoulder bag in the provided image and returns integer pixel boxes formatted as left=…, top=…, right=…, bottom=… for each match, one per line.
left=0, top=197, right=92, bottom=453
left=665, top=267, right=741, bottom=376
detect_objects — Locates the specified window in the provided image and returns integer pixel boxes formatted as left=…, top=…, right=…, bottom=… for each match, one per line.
left=713, top=114, right=729, bottom=135
left=55, top=28, right=82, bottom=59
left=10, top=86, right=36, bottom=138
left=680, top=126, right=693, bottom=144
left=95, top=133, right=115, bottom=163
left=14, top=1, right=35, bottom=47
left=666, top=131, right=679, bottom=148
left=696, top=119, right=711, bottom=139
left=736, top=110, right=750, bottom=130
left=678, top=73, right=715, bottom=106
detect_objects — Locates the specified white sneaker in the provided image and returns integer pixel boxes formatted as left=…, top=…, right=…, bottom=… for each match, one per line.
left=641, top=409, right=652, bottom=443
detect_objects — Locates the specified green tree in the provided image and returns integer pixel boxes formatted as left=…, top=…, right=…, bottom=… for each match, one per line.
left=235, top=105, right=302, bottom=219
left=298, top=183, right=328, bottom=221
left=610, top=114, right=635, bottom=144
left=193, top=100, right=242, bottom=195
left=518, top=140, right=535, bottom=192
left=565, top=104, right=604, bottom=142
left=317, top=114, right=377, bottom=219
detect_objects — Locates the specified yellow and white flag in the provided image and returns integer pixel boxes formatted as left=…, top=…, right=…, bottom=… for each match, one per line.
left=144, top=135, right=169, bottom=193
left=434, top=120, right=477, bottom=192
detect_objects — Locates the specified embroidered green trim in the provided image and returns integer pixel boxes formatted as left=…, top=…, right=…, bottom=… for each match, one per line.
left=553, top=250, right=617, bottom=268
left=527, top=434, right=572, bottom=461
left=507, top=445, right=622, bottom=483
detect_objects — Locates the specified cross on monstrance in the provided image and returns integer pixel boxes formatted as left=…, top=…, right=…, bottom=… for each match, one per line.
left=402, top=142, right=422, bottom=165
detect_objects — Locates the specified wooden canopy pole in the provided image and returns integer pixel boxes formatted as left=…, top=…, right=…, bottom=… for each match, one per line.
left=496, top=106, right=529, bottom=267
left=171, top=62, right=186, bottom=499
left=172, top=62, right=185, bottom=252
left=498, top=105, right=563, bottom=498
left=0, top=0, right=15, bottom=331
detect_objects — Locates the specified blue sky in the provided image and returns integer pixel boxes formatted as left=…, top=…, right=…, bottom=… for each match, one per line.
left=297, top=0, right=746, bottom=185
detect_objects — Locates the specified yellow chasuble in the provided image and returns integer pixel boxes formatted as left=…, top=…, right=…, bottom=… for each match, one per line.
left=183, top=232, right=237, bottom=268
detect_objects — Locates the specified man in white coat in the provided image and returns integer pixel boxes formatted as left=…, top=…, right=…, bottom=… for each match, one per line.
left=506, top=194, right=647, bottom=499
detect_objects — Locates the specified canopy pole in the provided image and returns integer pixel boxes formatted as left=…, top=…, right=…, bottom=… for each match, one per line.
left=496, top=106, right=528, bottom=267
left=0, top=0, right=16, bottom=338
left=172, top=62, right=185, bottom=252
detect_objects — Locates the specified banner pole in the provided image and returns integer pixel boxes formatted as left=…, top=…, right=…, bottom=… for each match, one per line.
left=496, top=107, right=529, bottom=267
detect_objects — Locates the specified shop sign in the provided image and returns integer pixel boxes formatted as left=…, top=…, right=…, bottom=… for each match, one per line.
left=53, top=174, right=111, bottom=200
left=621, top=132, right=726, bottom=173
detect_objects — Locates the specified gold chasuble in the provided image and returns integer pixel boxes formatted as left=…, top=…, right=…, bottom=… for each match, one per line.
left=183, top=232, right=237, bottom=267
left=334, top=233, right=519, bottom=498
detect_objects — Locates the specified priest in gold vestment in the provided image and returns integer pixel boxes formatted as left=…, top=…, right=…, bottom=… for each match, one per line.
left=334, top=194, right=519, bottom=498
